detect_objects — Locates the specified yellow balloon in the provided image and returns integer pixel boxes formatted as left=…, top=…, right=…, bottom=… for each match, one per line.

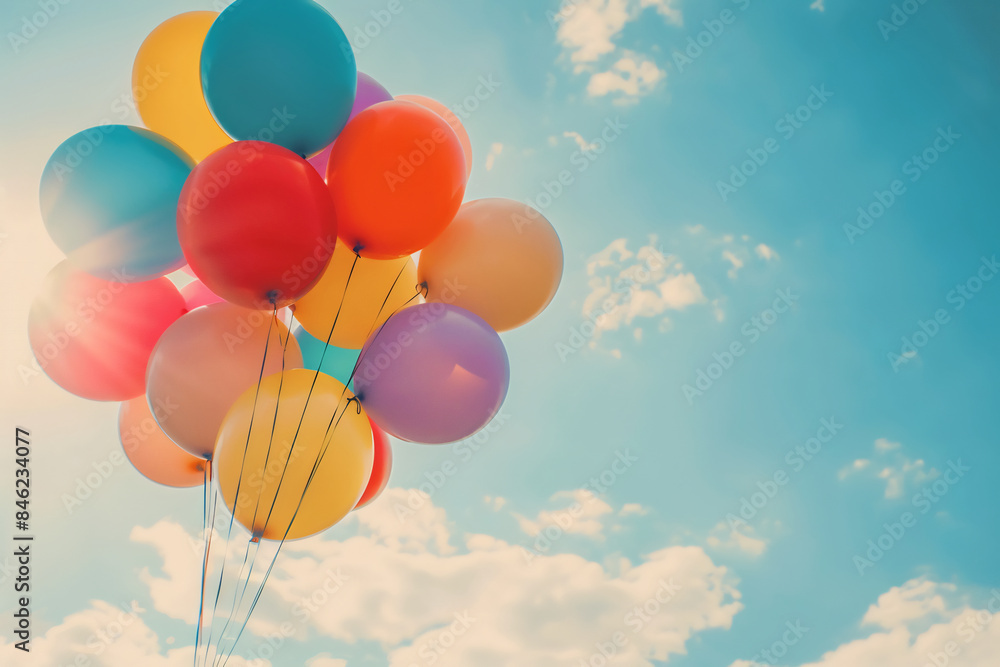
left=215, top=369, right=373, bottom=541
left=133, top=12, right=232, bottom=162
left=292, top=240, right=421, bottom=349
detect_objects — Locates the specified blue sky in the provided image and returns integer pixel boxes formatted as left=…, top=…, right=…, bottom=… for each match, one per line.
left=2, top=0, right=1000, bottom=665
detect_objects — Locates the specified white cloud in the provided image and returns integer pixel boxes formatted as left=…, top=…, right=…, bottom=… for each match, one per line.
left=0, top=601, right=262, bottom=667
left=722, top=250, right=744, bottom=279
left=755, top=243, right=779, bottom=261
left=730, top=578, right=1000, bottom=667
left=620, top=503, right=650, bottom=517
left=484, top=142, right=503, bottom=171
left=707, top=522, right=768, bottom=557
left=484, top=495, right=507, bottom=511
left=555, top=0, right=681, bottom=100
left=134, top=488, right=743, bottom=667
left=514, top=489, right=615, bottom=539
left=838, top=439, right=938, bottom=499
left=307, top=656, right=347, bottom=667
left=563, top=130, right=600, bottom=151
left=811, top=0, right=826, bottom=12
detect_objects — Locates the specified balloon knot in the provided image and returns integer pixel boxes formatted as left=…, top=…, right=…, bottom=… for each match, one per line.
left=266, top=290, right=279, bottom=305
left=345, top=396, right=362, bottom=414
left=417, top=281, right=428, bottom=298
left=352, top=243, right=364, bottom=256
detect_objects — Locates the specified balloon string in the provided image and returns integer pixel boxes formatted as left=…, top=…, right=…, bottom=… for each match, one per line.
left=193, top=463, right=213, bottom=666
left=200, top=310, right=277, bottom=666
left=212, top=306, right=287, bottom=666
left=216, top=256, right=360, bottom=665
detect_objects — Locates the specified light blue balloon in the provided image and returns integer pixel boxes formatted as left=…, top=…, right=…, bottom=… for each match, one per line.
left=201, top=0, right=358, bottom=157
left=39, top=126, right=194, bottom=282
left=293, top=324, right=360, bottom=388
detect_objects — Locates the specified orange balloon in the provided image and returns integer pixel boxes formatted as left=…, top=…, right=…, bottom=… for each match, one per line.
left=215, top=369, right=373, bottom=540
left=292, top=240, right=420, bottom=348
left=396, top=95, right=473, bottom=177
left=326, top=100, right=467, bottom=260
left=133, top=12, right=232, bottom=162
left=145, top=303, right=303, bottom=459
left=418, top=199, right=563, bottom=332
left=119, top=396, right=206, bottom=488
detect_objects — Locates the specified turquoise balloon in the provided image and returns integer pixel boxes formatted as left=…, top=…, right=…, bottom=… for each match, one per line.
left=293, top=324, right=360, bottom=387
left=40, top=126, right=194, bottom=281
left=200, top=0, right=357, bottom=157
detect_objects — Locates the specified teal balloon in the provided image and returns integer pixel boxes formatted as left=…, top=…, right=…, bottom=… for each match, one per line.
left=200, top=0, right=357, bottom=157
left=40, top=126, right=194, bottom=281
left=293, top=325, right=360, bottom=387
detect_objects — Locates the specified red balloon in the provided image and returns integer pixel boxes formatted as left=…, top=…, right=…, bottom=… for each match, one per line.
left=355, top=419, right=392, bottom=509
left=326, top=101, right=467, bottom=259
left=177, top=141, right=337, bottom=309
left=28, top=261, right=186, bottom=401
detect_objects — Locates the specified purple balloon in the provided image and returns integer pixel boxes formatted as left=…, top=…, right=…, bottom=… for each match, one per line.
left=355, top=304, right=509, bottom=444
left=308, top=72, right=393, bottom=176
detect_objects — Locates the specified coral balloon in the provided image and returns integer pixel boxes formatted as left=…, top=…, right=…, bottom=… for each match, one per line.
left=28, top=261, right=185, bottom=401
left=177, top=141, right=337, bottom=309
left=119, top=396, right=206, bottom=487
left=419, top=199, right=563, bottom=332
left=355, top=420, right=392, bottom=509
left=292, top=240, right=420, bottom=349
left=293, top=324, right=360, bottom=387
left=396, top=95, right=472, bottom=177
left=201, top=0, right=356, bottom=157
left=146, top=303, right=303, bottom=459
left=308, top=72, right=393, bottom=176
left=40, top=126, right=194, bottom=281
left=133, top=12, right=231, bottom=162
left=215, top=369, right=373, bottom=540
left=326, top=101, right=467, bottom=259
left=179, top=280, right=223, bottom=310
left=355, top=303, right=509, bottom=444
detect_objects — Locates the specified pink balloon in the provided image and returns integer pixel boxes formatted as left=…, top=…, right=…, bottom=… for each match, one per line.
left=308, top=72, right=392, bottom=176
left=180, top=280, right=224, bottom=310
left=28, top=260, right=186, bottom=401
left=119, top=396, right=206, bottom=488
left=145, top=303, right=303, bottom=459
left=354, top=304, right=509, bottom=444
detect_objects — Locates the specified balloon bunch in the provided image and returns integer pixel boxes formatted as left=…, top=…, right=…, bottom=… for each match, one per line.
left=30, top=1, right=561, bottom=659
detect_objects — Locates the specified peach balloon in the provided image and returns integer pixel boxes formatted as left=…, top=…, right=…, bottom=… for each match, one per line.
left=119, top=396, right=206, bottom=487
left=292, top=240, right=420, bottom=349
left=145, top=303, right=303, bottom=459
left=418, top=199, right=563, bottom=332
left=396, top=94, right=473, bottom=177
left=215, top=369, right=373, bottom=540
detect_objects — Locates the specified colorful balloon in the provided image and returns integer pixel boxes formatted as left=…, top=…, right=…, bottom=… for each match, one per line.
left=40, top=126, right=193, bottom=281
left=28, top=261, right=186, bottom=401
left=177, top=141, right=337, bottom=309
left=215, top=369, right=373, bottom=540
left=308, top=72, right=393, bottom=176
left=119, top=396, right=206, bottom=488
left=355, top=420, right=392, bottom=509
left=179, top=280, right=224, bottom=310
left=293, top=324, right=360, bottom=387
left=133, top=12, right=232, bottom=162
left=355, top=303, right=509, bottom=444
left=396, top=94, right=472, bottom=177
left=200, top=0, right=357, bottom=157
left=292, top=240, right=420, bottom=349
left=326, top=101, right=467, bottom=259
left=146, top=303, right=303, bottom=459
left=418, top=199, right=563, bottom=332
